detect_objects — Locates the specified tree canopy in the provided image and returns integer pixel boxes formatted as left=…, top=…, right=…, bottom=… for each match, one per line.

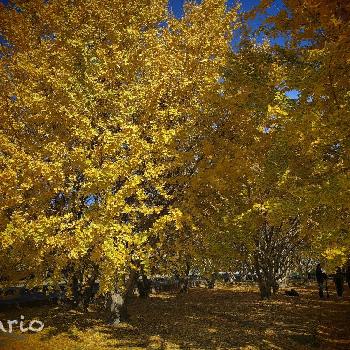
left=0, top=0, right=349, bottom=305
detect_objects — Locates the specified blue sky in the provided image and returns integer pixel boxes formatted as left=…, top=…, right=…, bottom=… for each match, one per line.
left=169, top=0, right=263, bottom=18
left=1, top=0, right=284, bottom=29
left=167, top=0, right=298, bottom=100
left=0, top=0, right=283, bottom=17
left=168, top=0, right=285, bottom=26
left=0, top=0, right=286, bottom=45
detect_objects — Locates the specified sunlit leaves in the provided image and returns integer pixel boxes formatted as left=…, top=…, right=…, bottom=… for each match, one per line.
left=0, top=0, right=238, bottom=291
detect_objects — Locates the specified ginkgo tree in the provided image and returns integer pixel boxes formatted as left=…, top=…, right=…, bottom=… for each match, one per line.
left=182, top=38, right=312, bottom=298
left=1, top=0, right=348, bottom=319
left=187, top=0, right=350, bottom=298
left=0, top=0, right=238, bottom=322
left=261, top=0, right=350, bottom=269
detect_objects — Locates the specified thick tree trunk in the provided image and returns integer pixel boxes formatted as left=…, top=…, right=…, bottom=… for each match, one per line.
left=108, top=291, right=128, bottom=325
left=253, top=219, right=300, bottom=299
left=272, top=279, right=279, bottom=295
left=71, top=268, right=99, bottom=309
left=107, top=270, right=137, bottom=325
left=257, top=279, right=270, bottom=299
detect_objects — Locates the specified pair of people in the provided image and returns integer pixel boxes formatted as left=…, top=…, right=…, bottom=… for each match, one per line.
left=316, top=264, right=344, bottom=298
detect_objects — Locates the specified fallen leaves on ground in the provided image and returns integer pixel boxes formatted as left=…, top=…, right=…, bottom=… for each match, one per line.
left=0, top=284, right=349, bottom=349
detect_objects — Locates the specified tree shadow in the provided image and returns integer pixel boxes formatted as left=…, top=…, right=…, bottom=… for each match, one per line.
left=98, top=288, right=330, bottom=349
left=1, top=285, right=349, bottom=349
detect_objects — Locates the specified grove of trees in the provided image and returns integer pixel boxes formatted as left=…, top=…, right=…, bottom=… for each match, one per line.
left=0, top=0, right=349, bottom=323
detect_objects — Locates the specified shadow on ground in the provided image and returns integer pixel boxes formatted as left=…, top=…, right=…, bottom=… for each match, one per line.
left=0, top=285, right=349, bottom=349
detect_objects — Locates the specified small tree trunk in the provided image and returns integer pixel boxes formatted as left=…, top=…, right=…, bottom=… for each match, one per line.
left=179, top=276, right=189, bottom=293
left=207, top=273, right=216, bottom=289
left=82, top=270, right=99, bottom=309
left=137, top=274, right=151, bottom=298
left=272, top=279, right=279, bottom=295
left=178, top=260, right=191, bottom=293
left=71, top=272, right=82, bottom=307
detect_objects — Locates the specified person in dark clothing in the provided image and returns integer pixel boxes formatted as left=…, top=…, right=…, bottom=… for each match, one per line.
left=316, top=263, right=325, bottom=298
left=333, top=267, right=344, bottom=297
left=346, top=264, right=350, bottom=289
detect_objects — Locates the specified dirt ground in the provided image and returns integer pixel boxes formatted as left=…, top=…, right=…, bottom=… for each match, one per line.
left=0, top=283, right=349, bottom=350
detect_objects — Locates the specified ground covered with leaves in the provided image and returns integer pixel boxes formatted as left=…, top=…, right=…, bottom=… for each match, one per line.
left=0, top=284, right=349, bottom=350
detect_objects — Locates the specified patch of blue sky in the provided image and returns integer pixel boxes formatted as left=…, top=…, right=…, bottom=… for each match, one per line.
left=0, top=0, right=47, bottom=4
left=5, top=2, right=23, bottom=12
left=170, top=1, right=289, bottom=49
left=85, top=195, right=97, bottom=207
left=0, top=35, right=10, bottom=47
left=285, top=89, right=299, bottom=100
left=168, top=0, right=266, bottom=20
left=0, top=35, right=12, bottom=59
left=299, top=39, right=314, bottom=48
left=168, top=0, right=202, bottom=18
left=229, top=0, right=288, bottom=48
left=158, top=20, right=168, bottom=29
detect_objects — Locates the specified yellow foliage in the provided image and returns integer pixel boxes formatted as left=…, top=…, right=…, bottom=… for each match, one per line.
left=0, top=0, right=238, bottom=290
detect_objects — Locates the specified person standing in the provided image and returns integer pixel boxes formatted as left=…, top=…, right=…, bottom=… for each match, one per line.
left=346, top=263, right=350, bottom=289
left=316, top=263, right=325, bottom=298
left=333, top=267, right=344, bottom=297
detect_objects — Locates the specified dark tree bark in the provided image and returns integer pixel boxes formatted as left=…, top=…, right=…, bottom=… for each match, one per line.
left=82, top=268, right=99, bottom=309
left=206, top=273, right=216, bottom=289
left=179, top=276, right=189, bottom=293
left=178, top=260, right=191, bottom=293
left=71, top=270, right=83, bottom=307
left=136, top=274, right=151, bottom=298
left=253, top=217, right=302, bottom=299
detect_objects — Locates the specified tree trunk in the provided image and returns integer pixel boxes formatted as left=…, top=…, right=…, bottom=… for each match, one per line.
left=177, top=260, right=191, bottom=293
left=82, top=269, right=99, bottom=309
left=136, top=274, right=151, bottom=298
left=254, top=255, right=272, bottom=299
left=179, top=276, right=189, bottom=293
left=257, top=279, right=270, bottom=299
left=207, top=273, right=216, bottom=289
left=108, top=291, right=128, bottom=325
left=107, top=270, right=137, bottom=325
left=272, top=279, right=279, bottom=295
left=71, top=271, right=83, bottom=307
